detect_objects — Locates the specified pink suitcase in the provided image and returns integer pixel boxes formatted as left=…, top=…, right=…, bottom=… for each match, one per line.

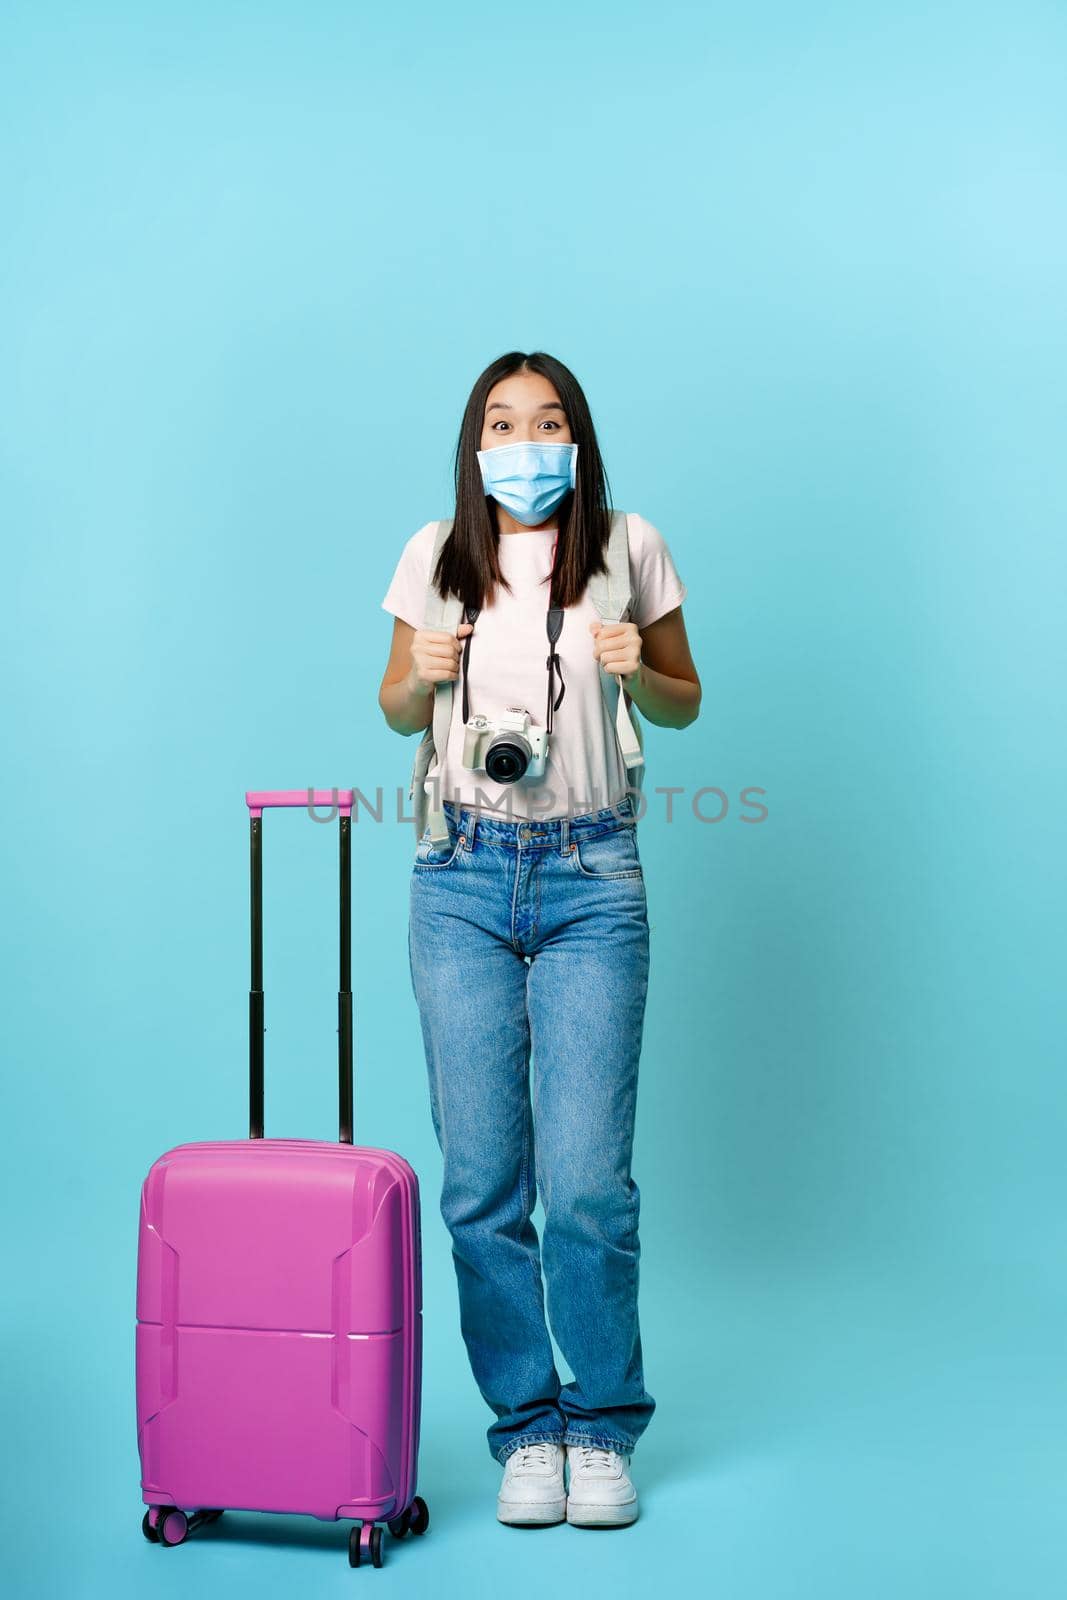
left=136, top=790, right=428, bottom=1570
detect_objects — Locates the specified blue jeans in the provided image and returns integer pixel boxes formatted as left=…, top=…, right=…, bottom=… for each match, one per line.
left=407, top=793, right=656, bottom=1465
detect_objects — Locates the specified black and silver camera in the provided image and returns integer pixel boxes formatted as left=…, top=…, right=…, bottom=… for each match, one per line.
left=461, top=708, right=548, bottom=784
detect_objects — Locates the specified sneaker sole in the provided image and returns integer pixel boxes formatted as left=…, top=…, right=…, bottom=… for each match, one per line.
left=497, top=1497, right=567, bottom=1526
left=566, top=1497, right=639, bottom=1527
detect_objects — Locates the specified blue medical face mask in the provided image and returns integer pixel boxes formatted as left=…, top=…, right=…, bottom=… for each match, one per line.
left=476, top=438, right=578, bottom=526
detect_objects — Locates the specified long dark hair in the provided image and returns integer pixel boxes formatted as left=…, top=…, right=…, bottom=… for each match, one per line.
left=432, top=351, right=614, bottom=612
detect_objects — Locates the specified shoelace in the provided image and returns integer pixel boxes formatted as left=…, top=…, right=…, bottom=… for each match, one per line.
left=512, top=1442, right=556, bottom=1470
left=573, top=1446, right=620, bottom=1472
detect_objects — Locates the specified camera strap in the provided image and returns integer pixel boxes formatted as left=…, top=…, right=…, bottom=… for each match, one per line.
left=458, top=604, right=566, bottom=734
left=460, top=604, right=478, bottom=725
left=545, top=608, right=566, bottom=733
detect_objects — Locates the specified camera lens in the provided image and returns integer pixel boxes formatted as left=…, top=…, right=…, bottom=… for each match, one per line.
left=485, top=736, right=530, bottom=783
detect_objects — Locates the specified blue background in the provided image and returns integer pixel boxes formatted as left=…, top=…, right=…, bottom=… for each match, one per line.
left=2, top=3, right=1063, bottom=1595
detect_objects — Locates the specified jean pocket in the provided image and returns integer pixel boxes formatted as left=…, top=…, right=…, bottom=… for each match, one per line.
left=568, top=825, right=643, bottom=880
left=413, top=827, right=467, bottom=869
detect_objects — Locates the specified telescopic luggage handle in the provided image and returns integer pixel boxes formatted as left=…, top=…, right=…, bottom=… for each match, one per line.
left=246, top=790, right=354, bottom=818
left=244, top=789, right=355, bottom=1144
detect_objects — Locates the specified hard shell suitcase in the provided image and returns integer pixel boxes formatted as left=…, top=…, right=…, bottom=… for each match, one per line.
left=136, top=790, right=428, bottom=1569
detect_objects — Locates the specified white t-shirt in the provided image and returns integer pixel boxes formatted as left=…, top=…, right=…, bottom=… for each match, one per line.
left=380, top=512, right=688, bottom=821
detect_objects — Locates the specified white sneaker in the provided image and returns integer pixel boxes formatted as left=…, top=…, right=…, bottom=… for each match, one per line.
left=497, top=1440, right=567, bottom=1525
left=565, top=1444, right=639, bottom=1526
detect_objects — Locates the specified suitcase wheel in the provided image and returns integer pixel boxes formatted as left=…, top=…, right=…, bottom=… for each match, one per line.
left=387, top=1495, right=430, bottom=1541
left=349, top=1522, right=384, bottom=1568
left=142, top=1505, right=224, bottom=1547
left=157, top=1508, right=189, bottom=1547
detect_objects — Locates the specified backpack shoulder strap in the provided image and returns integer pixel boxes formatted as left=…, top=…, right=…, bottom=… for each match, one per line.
left=408, top=518, right=463, bottom=845
left=421, top=517, right=462, bottom=631
left=587, top=509, right=632, bottom=623
left=588, top=510, right=645, bottom=796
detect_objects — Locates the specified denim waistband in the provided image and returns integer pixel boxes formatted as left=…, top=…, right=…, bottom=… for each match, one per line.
left=442, top=795, right=637, bottom=852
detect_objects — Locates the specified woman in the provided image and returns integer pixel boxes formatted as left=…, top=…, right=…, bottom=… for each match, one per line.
left=378, top=351, right=701, bottom=1528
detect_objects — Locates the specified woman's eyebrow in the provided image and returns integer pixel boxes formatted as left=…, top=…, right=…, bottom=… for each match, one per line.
left=486, top=401, right=566, bottom=414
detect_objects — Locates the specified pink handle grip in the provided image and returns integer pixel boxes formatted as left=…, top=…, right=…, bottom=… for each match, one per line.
left=245, top=789, right=354, bottom=818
